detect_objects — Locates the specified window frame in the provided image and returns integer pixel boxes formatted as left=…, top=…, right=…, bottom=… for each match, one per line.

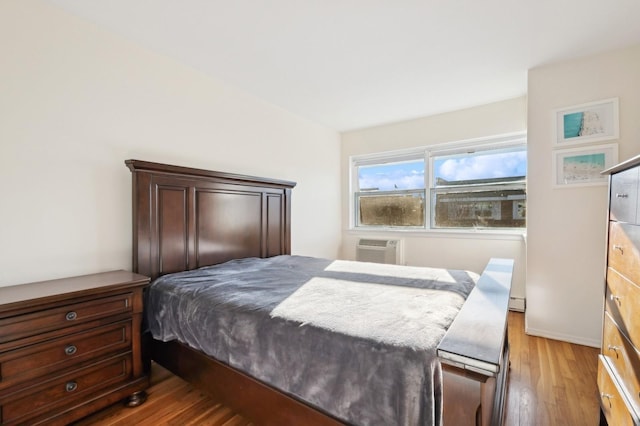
left=350, top=132, right=527, bottom=234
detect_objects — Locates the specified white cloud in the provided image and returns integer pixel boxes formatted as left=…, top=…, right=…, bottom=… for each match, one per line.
left=437, top=152, right=526, bottom=181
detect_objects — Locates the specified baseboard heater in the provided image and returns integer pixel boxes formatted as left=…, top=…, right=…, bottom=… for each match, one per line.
left=356, top=239, right=401, bottom=265
left=509, top=296, right=526, bottom=312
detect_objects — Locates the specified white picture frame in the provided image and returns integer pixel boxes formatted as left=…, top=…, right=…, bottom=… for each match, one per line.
left=552, top=143, right=618, bottom=188
left=553, top=98, right=619, bottom=145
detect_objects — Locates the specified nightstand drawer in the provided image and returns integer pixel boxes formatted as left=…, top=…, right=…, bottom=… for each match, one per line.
left=0, top=292, right=133, bottom=344
left=606, top=268, right=640, bottom=348
left=602, top=313, right=640, bottom=410
left=608, top=222, right=640, bottom=286
left=0, top=353, right=132, bottom=425
left=598, top=356, right=639, bottom=426
left=0, top=320, right=131, bottom=391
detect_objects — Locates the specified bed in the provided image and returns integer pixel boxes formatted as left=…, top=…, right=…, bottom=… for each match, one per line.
left=126, top=159, right=514, bottom=426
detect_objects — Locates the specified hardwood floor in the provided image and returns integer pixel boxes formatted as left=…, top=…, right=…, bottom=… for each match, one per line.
left=504, top=312, right=600, bottom=425
left=76, top=312, right=600, bottom=426
left=73, top=366, right=254, bottom=426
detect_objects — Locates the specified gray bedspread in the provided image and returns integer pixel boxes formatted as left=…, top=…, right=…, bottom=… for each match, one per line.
left=146, top=255, right=478, bottom=425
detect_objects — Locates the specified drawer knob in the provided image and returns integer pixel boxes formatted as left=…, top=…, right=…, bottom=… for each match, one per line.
left=600, top=392, right=613, bottom=407
left=610, top=294, right=621, bottom=305
left=615, top=193, right=629, bottom=198
left=612, top=245, right=624, bottom=255
left=65, top=345, right=77, bottom=356
left=607, top=345, right=620, bottom=358
left=65, top=381, right=78, bottom=392
left=65, top=311, right=77, bottom=321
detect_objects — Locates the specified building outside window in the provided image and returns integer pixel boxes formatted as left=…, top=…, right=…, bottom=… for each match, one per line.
left=351, top=133, right=526, bottom=231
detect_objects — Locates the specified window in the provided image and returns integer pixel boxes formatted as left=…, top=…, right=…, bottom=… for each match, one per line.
left=351, top=133, right=526, bottom=231
left=356, top=158, right=426, bottom=227
left=431, top=146, right=526, bottom=229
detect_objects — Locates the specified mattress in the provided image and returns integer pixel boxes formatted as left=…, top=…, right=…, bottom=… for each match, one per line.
left=145, top=255, right=478, bottom=425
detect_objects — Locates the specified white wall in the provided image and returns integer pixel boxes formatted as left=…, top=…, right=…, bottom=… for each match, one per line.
left=527, top=44, right=640, bottom=347
left=340, top=97, right=528, bottom=303
left=0, top=0, right=341, bottom=286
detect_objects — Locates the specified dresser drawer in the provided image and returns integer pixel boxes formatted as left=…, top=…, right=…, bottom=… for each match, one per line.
left=608, top=222, right=640, bottom=285
left=610, top=167, right=640, bottom=224
left=602, top=313, right=640, bottom=410
left=0, top=320, right=131, bottom=391
left=606, top=268, right=640, bottom=348
left=0, top=353, right=132, bottom=425
left=598, top=356, right=639, bottom=426
left=0, top=292, right=133, bottom=344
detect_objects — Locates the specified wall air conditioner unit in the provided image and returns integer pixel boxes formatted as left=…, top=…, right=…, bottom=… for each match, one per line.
left=356, top=239, right=401, bottom=265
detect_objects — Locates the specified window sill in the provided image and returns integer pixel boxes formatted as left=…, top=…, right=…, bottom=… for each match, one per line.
left=346, top=227, right=526, bottom=241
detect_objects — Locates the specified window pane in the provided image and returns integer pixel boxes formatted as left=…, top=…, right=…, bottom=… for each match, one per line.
left=358, top=160, right=425, bottom=191
left=433, top=148, right=526, bottom=186
left=351, top=136, right=527, bottom=231
left=358, top=192, right=425, bottom=226
left=431, top=188, right=526, bottom=228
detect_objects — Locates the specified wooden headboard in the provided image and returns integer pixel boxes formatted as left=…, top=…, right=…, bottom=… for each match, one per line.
left=126, top=160, right=296, bottom=280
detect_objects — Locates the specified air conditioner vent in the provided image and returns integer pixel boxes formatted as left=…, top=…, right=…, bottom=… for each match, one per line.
left=358, top=239, right=391, bottom=247
left=356, top=239, right=401, bottom=264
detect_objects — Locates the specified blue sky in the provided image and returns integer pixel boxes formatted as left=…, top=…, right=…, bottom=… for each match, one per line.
left=359, top=160, right=425, bottom=191
left=359, top=150, right=527, bottom=190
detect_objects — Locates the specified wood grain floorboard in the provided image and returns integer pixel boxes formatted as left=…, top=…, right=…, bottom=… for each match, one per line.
left=76, top=312, right=600, bottom=425
left=504, top=311, right=600, bottom=426
left=73, top=365, right=253, bottom=426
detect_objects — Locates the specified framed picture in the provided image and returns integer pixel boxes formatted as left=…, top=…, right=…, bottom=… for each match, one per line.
left=552, top=143, right=618, bottom=188
left=554, top=98, right=619, bottom=145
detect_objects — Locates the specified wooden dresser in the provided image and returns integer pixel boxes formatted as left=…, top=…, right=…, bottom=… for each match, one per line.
left=0, top=270, right=150, bottom=425
left=599, top=155, right=640, bottom=425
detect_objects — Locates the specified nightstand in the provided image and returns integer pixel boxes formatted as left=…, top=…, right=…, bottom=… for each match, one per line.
left=0, top=270, right=150, bottom=425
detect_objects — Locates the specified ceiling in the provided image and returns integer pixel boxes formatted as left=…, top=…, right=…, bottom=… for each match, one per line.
left=47, top=0, right=640, bottom=131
